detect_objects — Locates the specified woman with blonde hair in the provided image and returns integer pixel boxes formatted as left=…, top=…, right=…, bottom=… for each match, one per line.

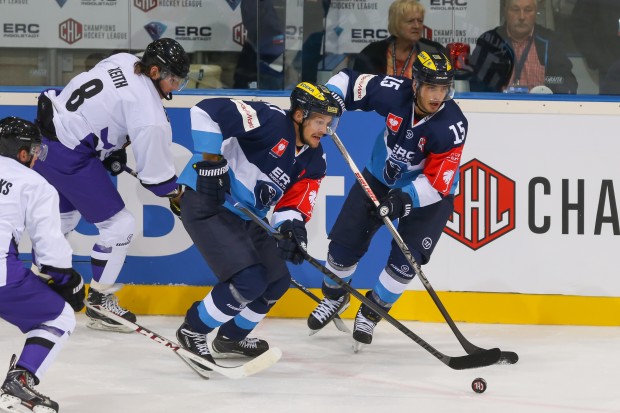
left=352, top=0, right=446, bottom=78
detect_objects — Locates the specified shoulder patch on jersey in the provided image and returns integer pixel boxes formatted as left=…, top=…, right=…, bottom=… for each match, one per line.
left=387, top=113, right=403, bottom=133
left=232, top=99, right=261, bottom=132
left=270, top=138, right=289, bottom=157
left=353, top=74, right=376, bottom=101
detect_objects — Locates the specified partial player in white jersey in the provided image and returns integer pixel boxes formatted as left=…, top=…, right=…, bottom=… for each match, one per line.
left=0, top=117, right=85, bottom=413
left=32, top=38, right=190, bottom=332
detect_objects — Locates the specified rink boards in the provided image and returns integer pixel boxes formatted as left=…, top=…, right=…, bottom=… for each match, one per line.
left=2, top=89, right=620, bottom=325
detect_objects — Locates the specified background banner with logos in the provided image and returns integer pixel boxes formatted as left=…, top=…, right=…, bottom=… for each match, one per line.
left=1, top=0, right=498, bottom=52
left=2, top=92, right=619, bottom=298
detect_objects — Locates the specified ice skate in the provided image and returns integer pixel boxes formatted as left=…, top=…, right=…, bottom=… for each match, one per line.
left=307, top=293, right=350, bottom=335
left=212, top=333, right=269, bottom=358
left=352, top=299, right=382, bottom=353
left=0, top=355, right=58, bottom=413
left=176, top=323, right=215, bottom=378
left=85, top=288, right=136, bottom=333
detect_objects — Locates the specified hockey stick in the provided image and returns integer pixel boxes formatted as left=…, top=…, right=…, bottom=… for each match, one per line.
left=84, top=302, right=282, bottom=379
left=326, top=128, right=518, bottom=365
left=226, top=195, right=501, bottom=370
left=290, top=277, right=351, bottom=334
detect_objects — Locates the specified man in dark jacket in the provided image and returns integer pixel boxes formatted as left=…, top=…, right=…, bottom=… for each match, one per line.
left=469, top=0, right=577, bottom=94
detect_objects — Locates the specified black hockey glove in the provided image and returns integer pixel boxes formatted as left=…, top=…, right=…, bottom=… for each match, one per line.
left=376, top=189, right=413, bottom=221
left=102, top=148, right=127, bottom=176
left=40, top=266, right=86, bottom=312
left=194, top=158, right=231, bottom=217
left=277, top=219, right=308, bottom=265
left=330, top=91, right=346, bottom=114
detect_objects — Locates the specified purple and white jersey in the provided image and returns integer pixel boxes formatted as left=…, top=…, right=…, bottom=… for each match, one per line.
left=43, top=52, right=175, bottom=186
left=0, top=157, right=72, bottom=286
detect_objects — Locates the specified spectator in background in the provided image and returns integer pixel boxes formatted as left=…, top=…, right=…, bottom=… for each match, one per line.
left=233, top=0, right=285, bottom=90
left=352, top=0, right=445, bottom=78
left=470, top=0, right=577, bottom=94
left=570, top=0, right=620, bottom=94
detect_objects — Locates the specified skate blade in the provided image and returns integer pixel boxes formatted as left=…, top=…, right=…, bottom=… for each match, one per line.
left=86, top=318, right=133, bottom=333
left=175, top=353, right=211, bottom=379
left=352, top=340, right=365, bottom=353
left=0, top=393, right=57, bottom=413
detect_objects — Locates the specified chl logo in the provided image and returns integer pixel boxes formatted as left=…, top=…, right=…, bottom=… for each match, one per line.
left=232, top=23, right=247, bottom=46
left=134, top=0, right=157, bottom=12
left=444, top=159, right=515, bottom=250
left=59, top=19, right=82, bottom=45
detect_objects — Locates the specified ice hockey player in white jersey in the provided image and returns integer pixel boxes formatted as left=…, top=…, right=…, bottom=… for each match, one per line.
left=32, top=38, right=190, bottom=332
left=307, top=51, right=468, bottom=350
left=0, top=117, right=85, bottom=413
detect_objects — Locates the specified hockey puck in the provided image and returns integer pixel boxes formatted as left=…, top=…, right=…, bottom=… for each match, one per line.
left=471, top=377, right=487, bottom=393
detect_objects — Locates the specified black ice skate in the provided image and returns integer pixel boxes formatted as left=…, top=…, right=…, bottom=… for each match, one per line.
left=176, top=322, right=215, bottom=378
left=352, top=297, right=383, bottom=353
left=307, top=293, right=350, bottom=335
left=0, top=355, right=58, bottom=413
left=85, top=288, right=136, bottom=333
left=211, top=333, right=269, bottom=358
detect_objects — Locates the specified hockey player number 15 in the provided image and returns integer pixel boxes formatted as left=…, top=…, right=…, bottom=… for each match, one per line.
left=380, top=76, right=404, bottom=90
left=449, top=121, right=466, bottom=145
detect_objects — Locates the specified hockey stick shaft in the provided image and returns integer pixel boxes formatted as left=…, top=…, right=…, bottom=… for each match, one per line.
left=327, top=128, right=517, bottom=365
left=84, top=302, right=282, bottom=379
left=290, top=278, right=350, bottom=333
left=226, top=195, right=500, bottom=370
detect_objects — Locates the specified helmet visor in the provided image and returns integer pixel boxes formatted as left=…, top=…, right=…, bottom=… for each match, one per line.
left=29, top=142, right=48, bottom=161
left=307, top=112, right=340, bottom=136
left=161, top=70, right=189, bottom=92
left=418, top=81, right=455, bottom=102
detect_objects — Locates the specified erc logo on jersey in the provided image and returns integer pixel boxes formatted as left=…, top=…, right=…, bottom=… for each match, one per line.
left=387, top=113, right=403, bottom=133
left=270, top=138, right=289, bottom=158
left=444, top=158, right=516, bottom=250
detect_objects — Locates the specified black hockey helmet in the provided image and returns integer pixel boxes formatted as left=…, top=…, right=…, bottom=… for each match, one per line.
left=0, top=116, right=46, bottom=161
left=290, top=82, right=343, bottom=119
left=412, top=51, right=455, bottom=101
left=141, top=38, right=190, bottom=79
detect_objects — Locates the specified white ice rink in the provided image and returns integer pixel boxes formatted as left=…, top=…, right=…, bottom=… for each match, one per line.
left=1, top=314, right=619, bottom=413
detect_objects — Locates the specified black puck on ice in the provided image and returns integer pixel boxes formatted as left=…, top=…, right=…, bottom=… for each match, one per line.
left=471, top=377, right=487, bottom=393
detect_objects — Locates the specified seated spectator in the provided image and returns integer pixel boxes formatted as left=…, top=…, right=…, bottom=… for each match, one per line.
left=351, top=0, right=445, bottom=78
left=571, top=0, right=620, bottom=94
left=470, top=0, right=577, bottom=94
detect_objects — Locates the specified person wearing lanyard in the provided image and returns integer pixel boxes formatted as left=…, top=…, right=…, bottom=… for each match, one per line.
left=352, top=0, right=446, bottom=78
left=469, top=0, right=577, bottom=94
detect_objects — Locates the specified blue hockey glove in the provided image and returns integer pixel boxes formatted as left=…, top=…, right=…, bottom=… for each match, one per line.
left=102, top=148, right=127, bottom=176
left=40, top=266, right=86, bottom=312
left=277, top=219, right=308, bottom=265
left=194, top=158, right=230, bottom=217
left=376, top=189, right=413, bottom=221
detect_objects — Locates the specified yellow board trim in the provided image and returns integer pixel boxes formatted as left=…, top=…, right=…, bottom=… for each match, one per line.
left=107, top=285, right=620, bottom=326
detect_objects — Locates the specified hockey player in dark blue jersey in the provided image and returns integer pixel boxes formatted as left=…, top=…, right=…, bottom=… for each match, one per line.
left=307, top=51, right=468, bottom=350
left=171, top=82, right=342, bottom=368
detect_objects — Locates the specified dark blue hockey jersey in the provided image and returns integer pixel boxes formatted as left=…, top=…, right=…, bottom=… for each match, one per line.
left=178, top=98, right=327, bottom=224
left=327, top=69, right=468, bottom=208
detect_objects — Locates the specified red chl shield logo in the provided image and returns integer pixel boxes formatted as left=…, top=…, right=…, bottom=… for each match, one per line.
left=386, top=113, right=403, bottom=133
left=271, top=139, right=289, bottom=157
left=134, top=0, right=157, bottom=12
left=59, top=19, right=82, bottom=45
left=444, top=159, right=516, bottom=250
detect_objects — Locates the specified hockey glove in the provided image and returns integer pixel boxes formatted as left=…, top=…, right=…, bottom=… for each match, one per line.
left=168, top=185, right=185, bottom=219
left=102, top=148, right=127, bottom=176
left=277, top=219, right=308, bottom=265
left=40, top=266, right=86, bottom=312
left=376, top=189, right=413, bottom=221
left=194, top=158, right=231, bottom=217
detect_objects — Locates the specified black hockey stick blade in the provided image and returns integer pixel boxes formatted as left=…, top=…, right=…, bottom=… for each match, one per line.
left=84, top=302, right=282, bottom=379
left=226, top=195, right=501, bottom=370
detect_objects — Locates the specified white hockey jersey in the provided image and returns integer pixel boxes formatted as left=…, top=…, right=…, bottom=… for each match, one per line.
left=44, top=53, right=175, bottom=186
left=0, top=157, right=72, bottom=287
